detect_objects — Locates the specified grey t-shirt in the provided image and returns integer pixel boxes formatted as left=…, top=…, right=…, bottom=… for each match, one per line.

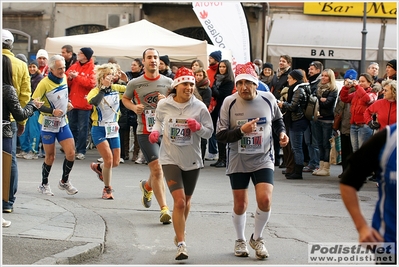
left=124, top=74, right=172, bottom=134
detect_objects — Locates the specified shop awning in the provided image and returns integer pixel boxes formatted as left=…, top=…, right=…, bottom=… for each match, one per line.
left=267, top=17, right=396, bottom=61
left=384, top=23, right=397, bottom=60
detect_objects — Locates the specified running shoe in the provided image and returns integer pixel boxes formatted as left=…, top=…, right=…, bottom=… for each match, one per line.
left=175, top=244, right=188, bottom=260
left=139, top=180, right=153, bottom=208
left=91, top=163, right=103, bottom=181
left=76, top=153, right=85, bottom=160
left=160, top=207, right=172, bottom=224
left=234, top=239, right=249, bottom=257
left=38, top=183, right=54, bottom=196
left=249, top=234, right=269, bottom=259
left=58, top=179, right=78, bottom=195
left=102, top=186, right=114, bottom=199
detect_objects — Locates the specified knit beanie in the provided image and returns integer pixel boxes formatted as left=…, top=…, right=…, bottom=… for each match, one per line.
left=262, top=62, right=273, bottom=70
left=387, top=59, right=397, bottom=71
left=36, top=49, right=48, bottom=59
left=80, top=47, right=94, bottom=61
left=159, top=55, right=170, bottom=66
left=343, top=69, right=358, bottom=80
left=171, top=67, right=195, bottom=88
left=235, top=62, right=259, bottom=86
left=16, top=53, right=28, bottom=63
left=29, top=60, right=39, bottom=68
left=289, top=69, right=303, bottom=81
left=209, top=50, right=222, bottom=62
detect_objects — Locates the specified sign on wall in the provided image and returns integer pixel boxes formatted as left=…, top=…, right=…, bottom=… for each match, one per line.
left=304, top=2, right=397, bottom=18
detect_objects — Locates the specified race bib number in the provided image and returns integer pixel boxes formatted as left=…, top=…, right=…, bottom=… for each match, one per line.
left=145, top=110, right=155, bottom=132
left=42, top=116, right=61, bottom=133
left=168, top=118, right=193, bottom=146
left=105, top=122, right=119, bottom=139
left=237, top=119, right=264, bottom=154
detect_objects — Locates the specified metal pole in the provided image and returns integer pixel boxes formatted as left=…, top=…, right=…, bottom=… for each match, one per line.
left=360, top=2, right=367, bottom=73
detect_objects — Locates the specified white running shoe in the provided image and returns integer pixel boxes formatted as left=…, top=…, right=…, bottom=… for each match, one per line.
left=249, top=234, right=269, bottom=259
left=38, top=183, right=54, bottom=196
left=175, top=244, right=188, bottom=260
left=97, top=157, right=104, bottom=163
left=234, top=239, right=249, bottom=257
left=58, top=180, right=78, bottom=195
left=76, top=153, right=85, bottom=160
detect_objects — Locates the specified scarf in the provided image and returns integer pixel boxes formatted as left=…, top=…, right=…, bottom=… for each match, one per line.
left=316, top=82, right=331, bottom=98
left=48, top=71, right=64, bottom=84
left=277, top=66, right=290, bottom=78
left=208, top=63, right=218, bottom=72
left=214, top=73, right=226, bottom=88
left=196, top=77, right=210, bottom=89
left=259, top=73, right=274, bottom=85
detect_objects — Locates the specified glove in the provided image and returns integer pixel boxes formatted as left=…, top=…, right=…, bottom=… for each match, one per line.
left=368, top=120, right=380, bottom=130
left=187, top=118, right=201, bottom=133
left=148, top=131, right=160, bottom=144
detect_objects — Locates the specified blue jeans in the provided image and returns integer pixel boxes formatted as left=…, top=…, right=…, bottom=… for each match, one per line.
left=3, top=121, right=18, bottom=210
left=68, top=109, right=90, bottom=155
left=304, top=124, right=319, bottom=168
left=350, top=124, right=373, bottom=152
left=208, top=133, right=218, bottom=154
left=18, top=111, right=41, bottom=153
left=312, top=120, right=333, bottom=162
left=289, top=129, right=305, bottom=165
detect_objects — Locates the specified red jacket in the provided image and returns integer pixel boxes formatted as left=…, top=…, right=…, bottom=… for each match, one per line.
left=66, top=59, right=96, bottom=110
left=364, top=99, right=397, bottom=130
left=340, top=85, right=377, bottom=125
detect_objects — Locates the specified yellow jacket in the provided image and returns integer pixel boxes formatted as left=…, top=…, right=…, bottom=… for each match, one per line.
left=2, top=49, right=32, bottom=125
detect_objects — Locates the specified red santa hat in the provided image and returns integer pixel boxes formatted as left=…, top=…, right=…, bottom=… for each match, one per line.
left=235, top=62, right=259, bottom=86
left=171, top=67, right=195, bottom=88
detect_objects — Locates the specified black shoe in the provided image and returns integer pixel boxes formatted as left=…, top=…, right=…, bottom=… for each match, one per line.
left=286, top=165, right=303, bottom=179
left=279, top=163, right=286, bottom=168
left=3, top=207, right=13, bottom=213
left=214, top=160, right=226, bottom=168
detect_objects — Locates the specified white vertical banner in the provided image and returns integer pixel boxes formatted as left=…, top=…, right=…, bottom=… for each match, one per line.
left=192, top=2, right=251, bottom=64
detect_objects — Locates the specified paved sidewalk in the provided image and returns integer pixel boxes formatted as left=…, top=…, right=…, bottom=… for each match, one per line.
left=2, top=193, right=105, bottom=265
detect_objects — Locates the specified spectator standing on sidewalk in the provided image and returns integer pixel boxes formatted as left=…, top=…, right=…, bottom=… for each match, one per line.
left=2, top=55, right=42, bottom=227
left=32, top=55, right=78, bottom=196
left=216, top=62, right=289, bottom=259
left=88, top=63, right=126, bottom=199
left=2, top=29, right=31, bottom=213
left=124, top=58, right=144, bottom=162
left=66, top=47, right=96, bottom=160
left=340, top=123, right=397, bottom=264
left=36, top=49, right=49, bottom=77
left=122, top=48, right=172, bottom=224
left=206, top=50, right=222, bottom=161
left=61, top=44, right=77, bottom=71
left=17, top=60, right=44, bottom=160
left=150, top=67, right=213, bottom=260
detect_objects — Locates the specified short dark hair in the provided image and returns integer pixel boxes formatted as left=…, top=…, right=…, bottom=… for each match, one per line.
left=142, top=48, right=159, bottom=59
left=62, top=45, right=73, bottom=53
left=280, top=55, right=292, bottom=65
left=309, top=61, right=323, bottom=71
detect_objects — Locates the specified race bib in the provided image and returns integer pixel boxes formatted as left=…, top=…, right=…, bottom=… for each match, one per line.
left=105, top=122, right=119, bottom=139
left=145, top=110, right=155, bottom=132
left=237, top=119, right=264, bottom=154
left=42, top=116, right=61, bottom=133
left=168, top=118, right=193, bottom=146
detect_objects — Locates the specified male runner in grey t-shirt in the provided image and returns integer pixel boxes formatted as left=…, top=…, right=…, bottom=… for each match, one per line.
left=122, top=48, right=173, bottom=224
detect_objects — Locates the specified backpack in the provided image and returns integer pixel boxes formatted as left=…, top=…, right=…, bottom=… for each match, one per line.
left=304, top=89, right=319, bottom=121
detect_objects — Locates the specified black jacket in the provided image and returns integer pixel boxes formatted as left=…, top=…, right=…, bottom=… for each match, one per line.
left=270, top=68, right=290, bottom=99
left=282, top=82, right=310, bottom=122
left=2, top=84, right=36, bottom=138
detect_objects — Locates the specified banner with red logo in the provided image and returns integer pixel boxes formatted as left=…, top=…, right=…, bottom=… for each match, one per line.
left=192, top=2, right=251, bottom=64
